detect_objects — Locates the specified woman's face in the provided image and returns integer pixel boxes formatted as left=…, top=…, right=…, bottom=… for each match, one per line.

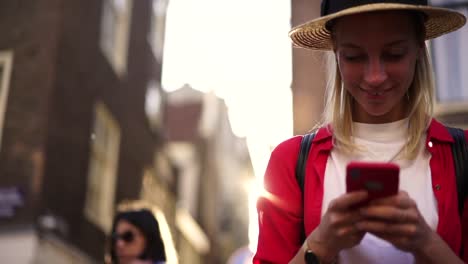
left=114, top=219, right=147, bottom=264
left=333, top=11, right=422, bottom=124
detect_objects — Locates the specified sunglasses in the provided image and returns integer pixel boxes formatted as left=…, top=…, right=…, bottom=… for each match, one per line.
left=112, top=230, right=135, bottom=243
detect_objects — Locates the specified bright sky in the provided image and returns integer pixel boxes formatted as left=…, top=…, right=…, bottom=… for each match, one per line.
left=162, top=0, right=293, bottom=254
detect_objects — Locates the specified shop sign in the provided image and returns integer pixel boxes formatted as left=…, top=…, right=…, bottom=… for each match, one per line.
left=0, top=187, right=24, bottom=218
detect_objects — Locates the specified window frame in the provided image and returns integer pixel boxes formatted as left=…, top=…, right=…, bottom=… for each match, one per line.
left=148, top=0, right=169, bottom=62
left=83, top=102, right=121, bottom=233
left=0, top=51, right=13, bottom=150
left=99, top=0, right=133, bottom=76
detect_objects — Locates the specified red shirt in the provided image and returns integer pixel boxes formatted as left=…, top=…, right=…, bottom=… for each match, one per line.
left=254, top=119, right=468, bottom=263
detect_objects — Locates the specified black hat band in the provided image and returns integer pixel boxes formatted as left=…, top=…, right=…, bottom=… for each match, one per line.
left=321, top=0, right=428, bottom=16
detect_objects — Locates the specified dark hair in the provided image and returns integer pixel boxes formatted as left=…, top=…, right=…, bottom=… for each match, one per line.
left=110, top=209, right=166, bottom=263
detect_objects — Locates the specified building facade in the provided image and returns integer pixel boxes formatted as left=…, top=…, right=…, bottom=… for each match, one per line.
left=430, top=0, right=468, bottom=126
left=166, top=85, right=253, bottom=264
left=290, top=0, right=327, bottom=135
left=0, top=0, right=176, bottom=262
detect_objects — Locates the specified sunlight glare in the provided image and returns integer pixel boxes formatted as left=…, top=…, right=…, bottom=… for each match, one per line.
left=162, top=0, right=293, bottom=254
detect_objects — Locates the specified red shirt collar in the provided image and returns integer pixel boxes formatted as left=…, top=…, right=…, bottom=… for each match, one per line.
left=427, top=118, right=454, bottom=143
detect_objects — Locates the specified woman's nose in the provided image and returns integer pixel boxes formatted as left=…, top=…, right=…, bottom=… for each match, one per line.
left=116, top=239, right=126, bottom=249
left=364, top=58, right=388, bottom=86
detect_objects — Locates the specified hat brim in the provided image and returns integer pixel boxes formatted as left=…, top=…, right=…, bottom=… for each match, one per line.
left=289, top=3, right=467, bottom=50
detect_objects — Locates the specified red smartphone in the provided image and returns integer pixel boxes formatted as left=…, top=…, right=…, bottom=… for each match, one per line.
left=346, top=161, right=400, bottom=207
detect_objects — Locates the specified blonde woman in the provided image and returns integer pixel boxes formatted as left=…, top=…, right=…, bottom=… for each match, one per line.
left=254, top=1, right=467, bottom=263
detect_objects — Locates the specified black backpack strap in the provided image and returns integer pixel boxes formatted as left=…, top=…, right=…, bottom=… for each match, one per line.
left=295, top=131, right=317, bottom=242
left=446, top=126, right=468, bottom=217
left=295, top=131, right=317, bottom=195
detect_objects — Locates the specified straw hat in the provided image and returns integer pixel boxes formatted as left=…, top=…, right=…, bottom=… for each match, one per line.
left=289, top=0, right=467, bottom=50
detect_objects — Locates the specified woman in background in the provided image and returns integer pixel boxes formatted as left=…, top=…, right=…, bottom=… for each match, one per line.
left=109, top=209, right=166, bottom=264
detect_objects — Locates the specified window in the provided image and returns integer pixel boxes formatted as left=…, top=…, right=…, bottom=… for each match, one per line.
left=0, top=51, right=13, bottom=150
left=148, top=0, right=169, bottom=62
left=100, top=0, right=133, bottom=76
left=145, top=80, right=163, bottom=131
left=430, top=1, right=468, bottom=105
left=84, top=102, right=121, bottom=233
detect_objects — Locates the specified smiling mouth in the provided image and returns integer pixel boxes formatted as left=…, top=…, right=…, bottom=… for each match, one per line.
left=360, top=88, right=388, bottom=96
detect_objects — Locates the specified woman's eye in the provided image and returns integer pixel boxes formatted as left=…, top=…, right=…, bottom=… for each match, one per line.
left=384, top=51, right=406, bottom=61
left=343, top=54, right=364, bottom=62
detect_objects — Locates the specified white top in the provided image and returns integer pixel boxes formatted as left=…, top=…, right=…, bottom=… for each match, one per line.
left=322, top=118, right=438, bottom=264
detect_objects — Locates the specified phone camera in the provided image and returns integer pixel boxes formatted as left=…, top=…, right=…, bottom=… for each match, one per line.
left=350, top=168, right=360, bottom=180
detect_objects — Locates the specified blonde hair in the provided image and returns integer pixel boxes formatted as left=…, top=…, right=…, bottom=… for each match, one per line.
left=322, top=46, right=435, bottom=159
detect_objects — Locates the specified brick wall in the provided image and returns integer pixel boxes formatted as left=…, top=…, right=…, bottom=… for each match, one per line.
left=0, top=0, right=169, bottom=261
left=0, top=0, right=62, bottom=226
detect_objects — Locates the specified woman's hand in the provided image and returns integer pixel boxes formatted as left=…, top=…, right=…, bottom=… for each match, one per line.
left=306, top=191, right=368, bottom=261
left=356, top=191, right=434, bottom=254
